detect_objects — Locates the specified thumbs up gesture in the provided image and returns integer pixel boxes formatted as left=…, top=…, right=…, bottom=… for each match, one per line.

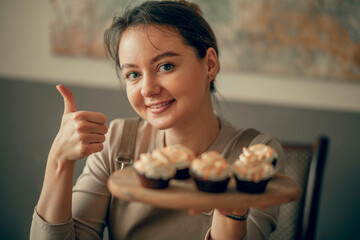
left=49, top=85, right=108, bottom=162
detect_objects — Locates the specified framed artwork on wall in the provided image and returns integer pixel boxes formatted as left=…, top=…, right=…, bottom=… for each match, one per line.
left=50, top=0, right=360, bottom=82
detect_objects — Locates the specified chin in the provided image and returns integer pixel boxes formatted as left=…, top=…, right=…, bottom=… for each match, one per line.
left=148, top=119, right=172, bottom=130
left=145, top=115, right=177, bottom=130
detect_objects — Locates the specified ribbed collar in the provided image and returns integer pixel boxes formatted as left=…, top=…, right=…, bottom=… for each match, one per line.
left=154, top=118, right=237, bottom=155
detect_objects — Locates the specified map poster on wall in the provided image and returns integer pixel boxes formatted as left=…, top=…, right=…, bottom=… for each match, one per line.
left=50, top=0, right=360, bottom=82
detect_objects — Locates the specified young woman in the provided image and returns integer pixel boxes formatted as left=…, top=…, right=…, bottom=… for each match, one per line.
left=31, top=1, right=284, bottom=239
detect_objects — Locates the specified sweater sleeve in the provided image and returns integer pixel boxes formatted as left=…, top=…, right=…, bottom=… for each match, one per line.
left=205, top=135, right=285, bottom=240
left=30, top=209, right=75, bottom=240
left=30, top=119, right=125, bottom=240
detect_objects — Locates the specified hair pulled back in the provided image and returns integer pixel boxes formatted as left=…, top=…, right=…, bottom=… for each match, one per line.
left=104, top=0, right=219, bottom=92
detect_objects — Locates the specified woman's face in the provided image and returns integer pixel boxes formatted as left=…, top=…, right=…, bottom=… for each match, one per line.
left=118, top=25, right=216, bottom=130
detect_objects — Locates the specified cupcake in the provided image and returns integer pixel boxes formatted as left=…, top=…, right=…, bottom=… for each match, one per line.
left=232, top=144, right=276, bottom=193
left=161, top=144, right=195, bottom=179
left=240, top=144, right=278, bottom=167
left=133, top=151, right=176, bottom=189
left=190, top=151, right=231, bottom=193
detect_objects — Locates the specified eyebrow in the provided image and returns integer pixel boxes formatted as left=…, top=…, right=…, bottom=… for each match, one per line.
left=150, top=51, right=180, bottom=64
left=120, top=51, right=180, bottom=70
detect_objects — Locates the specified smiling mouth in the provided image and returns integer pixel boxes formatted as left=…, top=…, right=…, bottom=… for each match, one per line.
left=148, top=99, right=175, bottom=109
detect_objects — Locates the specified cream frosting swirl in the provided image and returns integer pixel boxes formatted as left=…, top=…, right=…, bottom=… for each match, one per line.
left=190, top=151, right=231, bottom=181
left=161, top=144, right=195, bottom=170
left=232, top=160, right=275, bottom=182
left=133, top=152, right=175, bottom=180
left=239, top=144, right=278, bottom=164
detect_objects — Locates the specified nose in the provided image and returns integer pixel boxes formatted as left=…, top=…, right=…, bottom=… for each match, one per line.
left=141, top=74, right=161, bottom=97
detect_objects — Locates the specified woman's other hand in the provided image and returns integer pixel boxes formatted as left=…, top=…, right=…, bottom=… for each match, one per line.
left=211, top=208, right=248, bottom=240
left=189, top=208, right=248, bottom=240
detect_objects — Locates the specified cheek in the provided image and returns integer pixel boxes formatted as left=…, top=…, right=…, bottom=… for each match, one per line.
left=183, top=72, right=207, bottom=95
left=174, top=69, right=206, bottom=93
left=126, top=84, right=142, bottom=109
left=173, top=77, right=207, bottom=108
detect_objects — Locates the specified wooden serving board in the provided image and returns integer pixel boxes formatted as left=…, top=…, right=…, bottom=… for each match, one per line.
left=108, top=168, right=302, bottom=211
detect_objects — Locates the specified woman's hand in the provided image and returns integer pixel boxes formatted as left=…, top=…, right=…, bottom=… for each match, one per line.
left=49, top=85, right=108, bottom=164
left=36, top=85, right=108, bottom=223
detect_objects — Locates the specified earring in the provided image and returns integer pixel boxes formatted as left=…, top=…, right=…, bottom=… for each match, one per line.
left=208, top=75, right=212, bottom=81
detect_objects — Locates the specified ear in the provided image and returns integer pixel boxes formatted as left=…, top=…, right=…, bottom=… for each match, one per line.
left=205, top=47, right=219, bottom=82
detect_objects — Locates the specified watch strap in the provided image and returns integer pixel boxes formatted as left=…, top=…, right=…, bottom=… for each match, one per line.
left=225, top=209, right=250, bottom=221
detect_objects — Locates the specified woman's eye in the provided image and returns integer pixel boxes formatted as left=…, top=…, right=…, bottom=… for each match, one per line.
left=159, top=63, right=174, bottom=72
left=125, top=72, right=141, bottom=81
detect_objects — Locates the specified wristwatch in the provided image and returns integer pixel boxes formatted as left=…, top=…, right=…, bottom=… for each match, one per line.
left=225, top=209, right=250, bottom=221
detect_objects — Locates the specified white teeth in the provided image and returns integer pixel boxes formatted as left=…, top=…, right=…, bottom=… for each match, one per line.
left=150, top=101, right=172, bottom=109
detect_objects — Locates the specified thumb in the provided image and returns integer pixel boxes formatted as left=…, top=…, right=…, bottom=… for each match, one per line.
left=56, top=84, right=77, bottom=114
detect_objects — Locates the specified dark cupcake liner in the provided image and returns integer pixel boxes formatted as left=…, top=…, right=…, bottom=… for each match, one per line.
left=272, top=158, right=277, bottom=167
left=191, top=174, right=230, bottom=193
left=137, top=173, right=171, bottom=189
left=173, top=168, right=191, bottom=180
left=234, top=175, right=270, bottom=193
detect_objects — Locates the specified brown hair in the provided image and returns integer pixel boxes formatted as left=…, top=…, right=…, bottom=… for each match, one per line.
left=104, top=0, right=219, bottom=92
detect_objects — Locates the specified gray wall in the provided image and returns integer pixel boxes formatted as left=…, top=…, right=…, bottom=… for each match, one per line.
left=1, top=77, right=359, bottom=240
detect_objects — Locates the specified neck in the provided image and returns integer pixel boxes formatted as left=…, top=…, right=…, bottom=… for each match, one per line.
left=164, top=111, right=220, bottom=157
